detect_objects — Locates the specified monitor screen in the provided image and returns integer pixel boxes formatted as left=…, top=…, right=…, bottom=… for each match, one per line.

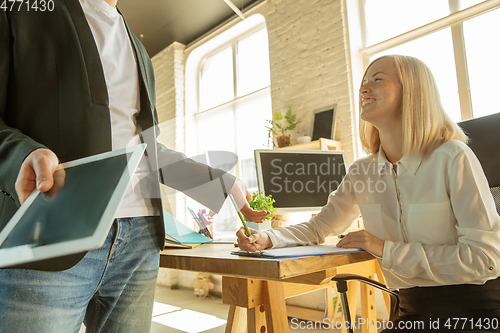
left=255, top=149, right=347, bottom=212
left=312, top=108, right=335, bottom=141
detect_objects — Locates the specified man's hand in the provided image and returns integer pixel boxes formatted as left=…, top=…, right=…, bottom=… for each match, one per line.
left=336, top=229, right=385, bottom=258
left=236, top=227, right=273, bottom=251
left=15, top=148, right=59, bottom=204
left=239, top=201, right=270, bottom=223
left=230, top=180, right=270, bottom=222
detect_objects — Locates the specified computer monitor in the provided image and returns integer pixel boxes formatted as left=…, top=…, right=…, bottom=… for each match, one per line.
left=254, top=149, right=347, bottom=213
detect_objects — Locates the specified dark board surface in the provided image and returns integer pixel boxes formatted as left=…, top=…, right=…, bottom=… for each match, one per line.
left=256, top=150, right=347, bottom=210
left=312, top=108, right=335, bottom=141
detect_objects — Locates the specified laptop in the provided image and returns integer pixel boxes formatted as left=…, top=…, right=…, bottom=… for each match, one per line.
left=0, top=144, right=146, bottom=268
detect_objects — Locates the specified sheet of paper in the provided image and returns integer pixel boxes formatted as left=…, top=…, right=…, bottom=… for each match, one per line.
left=231, top=244, right=363, bottom=258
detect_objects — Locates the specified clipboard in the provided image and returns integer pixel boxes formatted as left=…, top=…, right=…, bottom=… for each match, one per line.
left=231, top=244, right=364, bottom=258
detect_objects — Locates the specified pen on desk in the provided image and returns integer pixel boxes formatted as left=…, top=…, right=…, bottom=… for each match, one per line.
left=229, top=194, right=260, bottom=252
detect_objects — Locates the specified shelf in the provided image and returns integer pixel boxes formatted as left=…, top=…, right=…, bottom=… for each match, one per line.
left=281, top=138, right=342, bottom=151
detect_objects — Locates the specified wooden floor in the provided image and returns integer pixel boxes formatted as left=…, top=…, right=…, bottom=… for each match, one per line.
left=77, top=285, right=370, bottom=332
left=150, top=286, right=357, bottom=333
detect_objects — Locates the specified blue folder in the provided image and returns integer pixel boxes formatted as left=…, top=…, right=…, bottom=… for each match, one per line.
left=163, top=210, right=212, bottom=244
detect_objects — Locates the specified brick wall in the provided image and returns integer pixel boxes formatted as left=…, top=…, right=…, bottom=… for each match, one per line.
left=265, top=0, right=356, bottom=164
left=151, top=41, right=185, bottom=153
left=151, top=42, right=186, bottom=219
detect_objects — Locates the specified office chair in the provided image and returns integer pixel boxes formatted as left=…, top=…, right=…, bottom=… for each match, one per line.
left=459, top=112, right=500, bottom=213
left=331, top=274, right=399, bottom=333
left=331, top=112, right=500, bottom=333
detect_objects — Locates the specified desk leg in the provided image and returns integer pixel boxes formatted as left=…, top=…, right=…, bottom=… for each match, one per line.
left=360, top=275, right=377, bottom=333
left=248, top=305, right=266, bottom=333
left=225, top=305, right=246, bottom=333
left=263, top=281, right=290, bottom=333
left=375, top=261, right=391, bottom=315
left=325, top=287, right=334, bottom=321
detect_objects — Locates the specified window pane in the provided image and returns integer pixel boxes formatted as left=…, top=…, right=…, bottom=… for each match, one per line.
left=195, top=26, right=272, bottom=237
left=235, top=89, right=272, bottom=156
left=236, top=29, right=271, bottom=97
left=460, top=0, right=487, bottom=10
left=194, top=105, right=237, bottom=239
left=197, top=105, right=235, bottom=153
left=364, top=0, right=450, bottom=46
left=235, top=88, right=272, bottom=188
left=463, top=8, right=500, bottom=118
left=212, top=201, right=238, bottom=238
left=372, top=29, right=462, bottom=122
left=200, top=47, right=234, bottom=111
left=239, top=158, right=258, bottom=189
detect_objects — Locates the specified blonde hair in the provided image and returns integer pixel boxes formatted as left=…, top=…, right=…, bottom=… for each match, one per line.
left=359, top=55, right=468, bottom=155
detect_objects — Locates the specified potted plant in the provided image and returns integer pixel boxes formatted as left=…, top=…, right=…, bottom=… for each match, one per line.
left=249, top=191, right=277, bottom=221
left=266, top=109, right=300, bottom=148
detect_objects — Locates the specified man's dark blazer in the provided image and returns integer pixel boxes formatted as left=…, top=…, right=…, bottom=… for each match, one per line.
left=0, top=0, right=234, bottom=270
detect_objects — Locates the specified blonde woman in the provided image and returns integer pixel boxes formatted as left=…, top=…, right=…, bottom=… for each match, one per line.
left=237, top=55, right=500, bottom=331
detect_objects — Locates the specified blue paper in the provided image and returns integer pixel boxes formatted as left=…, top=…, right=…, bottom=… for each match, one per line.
left=163, top=210, right=211, bottom=244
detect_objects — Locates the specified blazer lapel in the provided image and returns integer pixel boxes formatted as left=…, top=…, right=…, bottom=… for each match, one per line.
left=126, top=30, right=150, bottom=100
left=62, top=0, right=109, bottom=107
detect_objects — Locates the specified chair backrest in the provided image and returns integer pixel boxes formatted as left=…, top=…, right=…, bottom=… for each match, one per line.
left=458, top=112, right=500, bottom=214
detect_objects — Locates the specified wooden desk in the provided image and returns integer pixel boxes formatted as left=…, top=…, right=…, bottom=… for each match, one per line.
left=160, top=244, right=388, bottom=333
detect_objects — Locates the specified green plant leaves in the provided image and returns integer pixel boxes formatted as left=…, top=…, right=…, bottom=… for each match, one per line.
left=249, top=191, right=277, bottom=221
left=273, top=111, right=283, bottom=121
left=268, top=109, right=300, bottom=137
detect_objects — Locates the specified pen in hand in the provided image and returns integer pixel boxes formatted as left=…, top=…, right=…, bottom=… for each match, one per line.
left=229, top=194, right=261, bottom=252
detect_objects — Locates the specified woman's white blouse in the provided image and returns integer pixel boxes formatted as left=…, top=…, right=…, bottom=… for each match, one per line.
left=263, top=140, right=500, bottom=289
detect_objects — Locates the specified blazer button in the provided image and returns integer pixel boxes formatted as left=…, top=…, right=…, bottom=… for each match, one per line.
left=489, top=266, right=494, bottom=271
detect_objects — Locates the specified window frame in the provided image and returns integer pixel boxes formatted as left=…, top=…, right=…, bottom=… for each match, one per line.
left=195, top=23, right=271, bottom=182
left=359, top=0, right=500, bottom=121
left=197, top=23, right=269, bottom=112
left=182, top=13, right=273, bottom=236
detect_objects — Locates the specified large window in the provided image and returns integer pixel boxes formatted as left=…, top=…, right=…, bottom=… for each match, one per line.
left=360, top=0, right=500, bottom=121
left=194, top=26, right=272, bottom=237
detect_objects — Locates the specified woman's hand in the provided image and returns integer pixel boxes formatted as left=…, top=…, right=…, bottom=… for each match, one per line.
left=336, top=230, right=384, bottom=258
left=236, top=227, right=273, bottom=251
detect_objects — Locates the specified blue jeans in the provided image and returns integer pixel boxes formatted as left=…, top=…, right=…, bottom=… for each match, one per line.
left=0, top=216, right=161, bottom=333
